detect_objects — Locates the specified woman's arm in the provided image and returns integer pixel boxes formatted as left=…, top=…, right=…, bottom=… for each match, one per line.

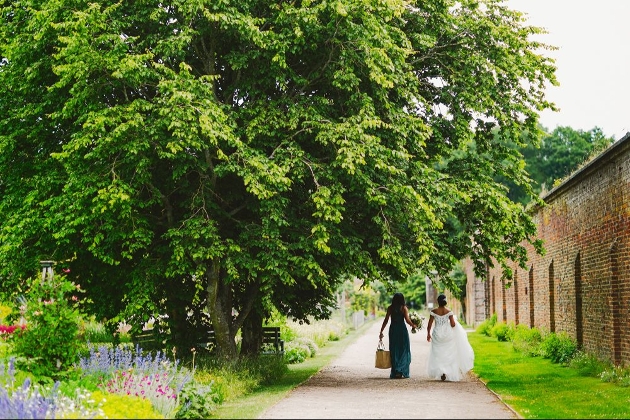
left=426, top=314, right=434, bottom=342
left=449, top=314, right=455, bottom=328
left=379, top=307, right=391, bottom=339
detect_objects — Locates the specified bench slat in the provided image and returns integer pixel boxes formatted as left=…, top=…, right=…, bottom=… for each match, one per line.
left=133, top=326, right=284, bottom=354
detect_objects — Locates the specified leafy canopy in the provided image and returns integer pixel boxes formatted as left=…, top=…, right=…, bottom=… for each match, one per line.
left=0, top=0, right=557, bottom=353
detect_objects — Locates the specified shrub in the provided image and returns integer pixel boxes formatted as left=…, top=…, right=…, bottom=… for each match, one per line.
left=490, top=322, right=510, bottom=341
left=105, top=370, right=179, bottom=417
left=287, top=341, right=312, bottom=358
left=328, top=330, right=341, bottom=341
left=0, top=325, right=26, bottom=338
left=80, top=317, right=115, bottom=344
left=512, top=325, right=543, bottom=356
left=568, top=351, right=613, bottom=377
left=476, top=313, right=497, bottom=336
left=283, top=344, right=307, bottom=364
left=540, top=331, right=578, bottom=364
left=174, top=380, right=222, bottom=419
left=0, top=304, right=12, bottom=323
left=280, top=325, right=298, bottom=343
left=77, top=343, right=191, bottom=385
left=90, top=390, right=162, bottom=419
left=295, top=337, right=319, bottom=357
left=56, top=371, right=102, bottom=395
left=228, top=353, right=288, bottom=386
left=0, top=342, right=11, bottom=359
left=0, top=358, right=104, bottom=419
left=77, top=343, right=193, bottom=418
left=10, top=275, right=88, bottom=378
left=505, top=322, right=519, bottom=341
left=187, top=352, right=287, bottom=403
left=599, top=365, right=630, bottom=387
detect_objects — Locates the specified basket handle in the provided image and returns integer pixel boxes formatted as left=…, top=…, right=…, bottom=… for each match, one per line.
left=377, top=339, right=387, bottom=351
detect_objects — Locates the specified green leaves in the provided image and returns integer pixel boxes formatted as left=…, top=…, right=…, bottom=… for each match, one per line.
left=10, top=275, right=88, bottom=378
left=0, top=0, right=560, bottom=351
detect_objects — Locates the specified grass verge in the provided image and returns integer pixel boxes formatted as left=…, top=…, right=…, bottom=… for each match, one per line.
left=212, top=319, right=377, bottom=419
left=469, top=332, right=630, bottom=419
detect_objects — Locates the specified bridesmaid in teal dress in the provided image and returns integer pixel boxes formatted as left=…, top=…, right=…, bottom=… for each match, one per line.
left=379, top=292, right=418, bottom=378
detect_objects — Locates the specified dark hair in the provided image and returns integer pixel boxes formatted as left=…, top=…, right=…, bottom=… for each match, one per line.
left=437, top=294, right=447, bottom=306
left=391, top=292, right=406, bottom=312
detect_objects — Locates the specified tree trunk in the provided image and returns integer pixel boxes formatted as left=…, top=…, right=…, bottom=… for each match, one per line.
left=205, top=259, right=238, bottom=358
left=240, top=308, right=263, bottom=356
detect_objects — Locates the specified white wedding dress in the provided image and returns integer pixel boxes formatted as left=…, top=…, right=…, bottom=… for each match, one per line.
left=426, top=311, right=475, bottom=382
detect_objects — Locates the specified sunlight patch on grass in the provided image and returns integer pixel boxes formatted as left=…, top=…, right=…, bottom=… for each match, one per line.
left=470, top=332, right=630, bottom=419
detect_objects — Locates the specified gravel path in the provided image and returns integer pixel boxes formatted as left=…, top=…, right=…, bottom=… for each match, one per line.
left=258, top=319, right=521, bottom=419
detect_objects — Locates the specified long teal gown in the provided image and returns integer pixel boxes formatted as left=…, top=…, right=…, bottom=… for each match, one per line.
left=388, top=308, right=411, bottom=378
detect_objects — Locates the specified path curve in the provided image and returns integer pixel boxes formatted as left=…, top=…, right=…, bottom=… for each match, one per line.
left=259, top=318, right=520, bottom=419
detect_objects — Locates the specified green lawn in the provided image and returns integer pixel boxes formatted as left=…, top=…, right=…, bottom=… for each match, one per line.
left=469, top=333, right=630, bottom=419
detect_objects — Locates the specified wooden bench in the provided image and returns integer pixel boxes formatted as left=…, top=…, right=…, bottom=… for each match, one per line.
left=133, top=326, right=284, bottom=355
left=194, top=326, right=284, bottom=354
left=261, top=326, right=285, bottom=355
left=132, top=329, right=167, bottom=351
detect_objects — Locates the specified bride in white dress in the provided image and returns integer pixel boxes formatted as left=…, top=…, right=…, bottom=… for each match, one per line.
left=425, top=294, right=475, bottom=382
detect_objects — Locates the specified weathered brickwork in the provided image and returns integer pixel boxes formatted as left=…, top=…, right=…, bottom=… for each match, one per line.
left=463, top=132, right=630, bottom=366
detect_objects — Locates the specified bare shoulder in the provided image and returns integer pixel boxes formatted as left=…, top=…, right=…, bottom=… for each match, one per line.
left=432, top=307, right=451, bottom=316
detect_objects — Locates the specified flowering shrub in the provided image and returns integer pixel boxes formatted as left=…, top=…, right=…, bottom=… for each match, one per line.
left=105, top=370, right=179, bottom=417
left=0, top=325, right=26, bottom=338
left=10, top=275, right=89, bottom=378
left=78, top=343, right=192, bottom=386
left=0, top=358, right=104, bottom=419
left=78, top=343, right=193, bottom=417
left=600, top=365, right=630, bottom=387
left=0, top=376, right=59, bottom=419
left=89, top=390, right=162, bottom=419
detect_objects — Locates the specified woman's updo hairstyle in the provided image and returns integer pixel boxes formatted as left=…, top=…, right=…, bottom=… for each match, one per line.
left=437, top=294, right=447, bottom=306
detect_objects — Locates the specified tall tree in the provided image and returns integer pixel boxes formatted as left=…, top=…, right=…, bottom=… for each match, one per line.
left=0, top=0, right=556, bottom=357
left=525, top=126, right=615, bottom=194
left=500, top=126, right=615, bottom=205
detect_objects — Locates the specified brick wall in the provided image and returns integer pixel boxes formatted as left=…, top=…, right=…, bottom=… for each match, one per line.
left=463, top=132, right=630, bottom=366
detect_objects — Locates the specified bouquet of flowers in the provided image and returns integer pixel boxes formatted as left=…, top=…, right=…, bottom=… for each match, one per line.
left=409, top=312, right=426, bottom=334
